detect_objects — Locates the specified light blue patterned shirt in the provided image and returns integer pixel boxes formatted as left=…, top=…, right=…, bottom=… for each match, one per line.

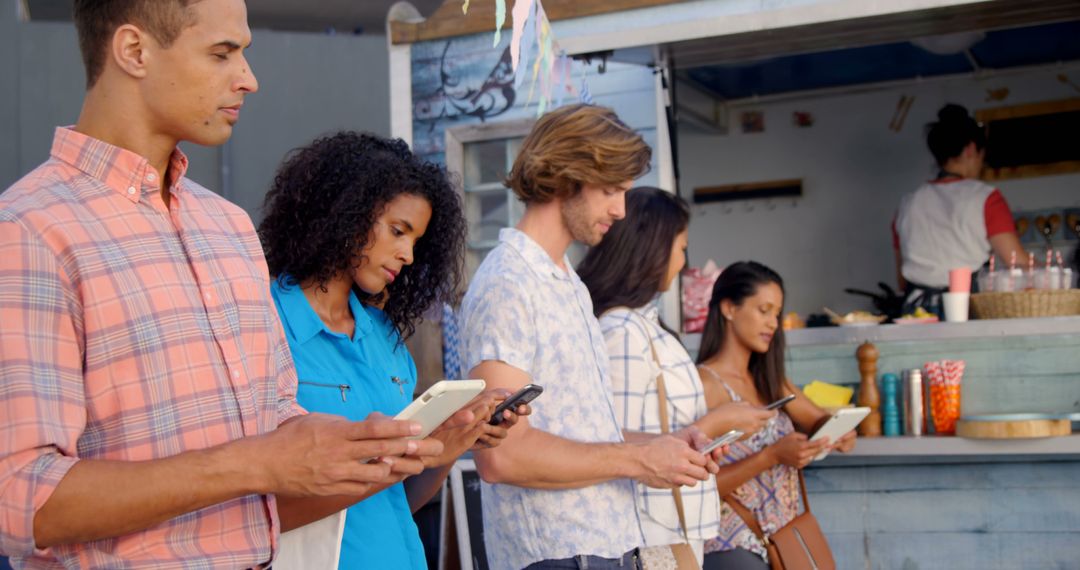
left=460, top=228, right=644, bottom=570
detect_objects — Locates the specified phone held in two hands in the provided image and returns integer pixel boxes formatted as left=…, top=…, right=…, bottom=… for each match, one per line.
left=700, top=393, right=797, bottom=454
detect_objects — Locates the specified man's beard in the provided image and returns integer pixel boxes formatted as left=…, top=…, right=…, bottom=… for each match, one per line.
left=560, top=194, right=602, bottom=246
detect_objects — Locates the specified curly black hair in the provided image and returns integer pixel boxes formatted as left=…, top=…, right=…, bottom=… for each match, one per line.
left=258, top=131, right=466, bottom=341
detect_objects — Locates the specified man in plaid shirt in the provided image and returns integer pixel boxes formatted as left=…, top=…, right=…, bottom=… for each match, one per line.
left=0, top=1, right=441, bottom=567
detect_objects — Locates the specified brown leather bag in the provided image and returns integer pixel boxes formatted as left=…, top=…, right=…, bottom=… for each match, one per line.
left=723, top=471, right=835, bottom=570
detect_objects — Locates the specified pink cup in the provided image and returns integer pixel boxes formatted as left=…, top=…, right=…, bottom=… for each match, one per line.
left=949, top=267, right=972, bottom=293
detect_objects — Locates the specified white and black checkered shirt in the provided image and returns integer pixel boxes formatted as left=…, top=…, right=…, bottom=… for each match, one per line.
left=599, top=305, right=723, bottom=546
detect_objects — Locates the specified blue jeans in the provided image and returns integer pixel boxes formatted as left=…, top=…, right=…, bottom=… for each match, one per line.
left=525, top=549, right=642, bottom=570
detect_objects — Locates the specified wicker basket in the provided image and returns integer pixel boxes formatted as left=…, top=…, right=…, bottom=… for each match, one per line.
left=970, top=290, right=1080, bottom=319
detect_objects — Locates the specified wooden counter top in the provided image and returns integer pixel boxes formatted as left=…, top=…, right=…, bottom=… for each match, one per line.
left=684, top=316, right=1080, bottom=352
left=814, top=434, right=1080, bottom=466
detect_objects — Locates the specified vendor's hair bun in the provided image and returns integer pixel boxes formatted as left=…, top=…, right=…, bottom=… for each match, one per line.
left=937, top=103, right=971, bottom=124
left=927, top=103, right=985, bottom=167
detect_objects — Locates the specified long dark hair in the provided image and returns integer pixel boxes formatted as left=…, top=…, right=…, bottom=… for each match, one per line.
left=258, top=131, right=466, bottom=341
left=577, top=187, right=690, bottom=330
left=926, top=103, right=986, bottom=167
left=696, top=261, right=787, bottom=403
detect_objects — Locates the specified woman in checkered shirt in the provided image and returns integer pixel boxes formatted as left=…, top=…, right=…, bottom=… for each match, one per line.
left=577, top=187, right=774, bottom=565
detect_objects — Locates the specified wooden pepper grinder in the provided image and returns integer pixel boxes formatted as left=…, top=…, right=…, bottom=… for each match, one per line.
left=856, top=341, right=882, bottom=437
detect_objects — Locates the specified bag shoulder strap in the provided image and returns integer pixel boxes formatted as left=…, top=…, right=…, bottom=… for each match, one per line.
left=644, top=318, right=692, bottom=545
left=723, top=470, right=813, bottom=543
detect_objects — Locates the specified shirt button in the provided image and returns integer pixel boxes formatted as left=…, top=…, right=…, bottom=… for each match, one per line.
left=232, top=371, right=241, bottom=379
left=146, top=173, right=157, bottom=182
left=204, top=292, right=213, bottom=302
left=127, top=186, right=137, bottom=195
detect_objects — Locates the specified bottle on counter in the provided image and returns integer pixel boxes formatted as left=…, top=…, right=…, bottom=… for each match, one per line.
left=856, top=342, right=882, bottom=437
left=903, top=368, right=926, bottom=436
left=881, top=373, right=901, bottom=437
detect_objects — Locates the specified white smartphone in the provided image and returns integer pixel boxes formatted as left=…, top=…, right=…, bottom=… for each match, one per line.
left=808, top=407, right=870, bottom=461
left=395, top=379, right=486, bottom=439
left=701, top=429, right=743, bottom=454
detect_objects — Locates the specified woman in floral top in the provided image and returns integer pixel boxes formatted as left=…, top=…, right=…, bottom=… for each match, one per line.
left=696, top=262, right=857, bottom=569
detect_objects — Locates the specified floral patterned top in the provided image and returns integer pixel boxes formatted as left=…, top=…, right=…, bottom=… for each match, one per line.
left=702, top=373, right=799, bottom=561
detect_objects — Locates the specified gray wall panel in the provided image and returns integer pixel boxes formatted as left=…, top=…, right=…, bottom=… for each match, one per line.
left=16, top=21, right=82, bottom=175
left=2, top=17, right=391, bottom=223
left=0, top=1, right=21, bottom=189
left=231, top=31, right=390, bottom=221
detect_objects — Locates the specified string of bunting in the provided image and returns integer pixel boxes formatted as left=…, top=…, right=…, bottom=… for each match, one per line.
left=464, top=0, right=583, bottom=114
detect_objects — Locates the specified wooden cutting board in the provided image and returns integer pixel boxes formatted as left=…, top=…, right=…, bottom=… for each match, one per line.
left=957, top=413, right=1073, bottom=439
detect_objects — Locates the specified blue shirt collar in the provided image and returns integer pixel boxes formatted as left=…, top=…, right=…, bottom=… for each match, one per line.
left=274, top=276, right=374, bottom=345
left=499, top=227, right=575, bottom=283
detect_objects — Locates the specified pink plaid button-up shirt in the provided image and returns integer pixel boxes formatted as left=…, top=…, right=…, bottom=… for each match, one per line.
left=0, top=127, right=304, bottom=568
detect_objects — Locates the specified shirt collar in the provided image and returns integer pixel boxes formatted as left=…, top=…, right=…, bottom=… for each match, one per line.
left=274, top=276, right=374, bottom=345
left=49, top=126, right=189, bottom=204
left=634, top=301, right=661, bottom=322
left=499, top=227, right=575, bottom=282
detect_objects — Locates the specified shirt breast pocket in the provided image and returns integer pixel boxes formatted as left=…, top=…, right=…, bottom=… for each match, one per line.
left=297, top=380, right=369, bottom=421
left=227, top=280, right=274, bottom=351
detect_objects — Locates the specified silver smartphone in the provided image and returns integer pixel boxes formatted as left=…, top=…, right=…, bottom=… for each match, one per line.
left=701, top=429, right=743, bottom=454
left=764, top=393, right=796, bottom=411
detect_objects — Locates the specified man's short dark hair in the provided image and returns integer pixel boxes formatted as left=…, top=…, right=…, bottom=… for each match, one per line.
left=73, top=0, right=199, bottom=88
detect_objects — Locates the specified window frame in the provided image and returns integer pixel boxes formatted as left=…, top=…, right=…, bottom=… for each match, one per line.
left=445, top=118, right=537, bottom=285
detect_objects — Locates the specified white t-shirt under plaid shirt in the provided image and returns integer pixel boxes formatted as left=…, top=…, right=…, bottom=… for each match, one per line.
left=600, top=305, right=723, bottom=549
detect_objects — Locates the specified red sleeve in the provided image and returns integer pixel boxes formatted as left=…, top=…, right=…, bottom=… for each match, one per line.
left=891, top=213, right=900, bottom=250
left=984, top=189, right=1015, bottom=238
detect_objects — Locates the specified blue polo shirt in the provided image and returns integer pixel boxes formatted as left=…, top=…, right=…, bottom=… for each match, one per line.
left=271, top=277, right=424, bottom=570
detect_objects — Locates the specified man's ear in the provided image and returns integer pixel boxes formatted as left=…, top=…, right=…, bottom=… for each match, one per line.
left=111, top=24, right=152, bottom=80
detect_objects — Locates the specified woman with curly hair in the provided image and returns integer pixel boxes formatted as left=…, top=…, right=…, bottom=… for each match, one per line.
left=259, top=131, right=523, bottom=569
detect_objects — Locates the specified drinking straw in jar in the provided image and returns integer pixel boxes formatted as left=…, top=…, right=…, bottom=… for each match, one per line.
left=1009, top=251, right=1016, bottom=291
left=1029, top=252, right=1035, bottom=288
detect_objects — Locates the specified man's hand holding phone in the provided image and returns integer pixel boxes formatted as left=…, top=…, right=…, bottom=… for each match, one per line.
left=258, top=412, right=441, bottom=497
left=366, top=412, right=445, bottom=483
left=473, top=384, right=538, bottom=449
left=488, top=384, right=542, bottom=426
left=633, top=431, right=714, bottom=489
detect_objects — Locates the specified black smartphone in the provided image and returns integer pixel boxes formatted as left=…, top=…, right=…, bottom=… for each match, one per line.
left=489, top=384, right=543, bottom=425
left=764, top=393, right=796, bottom=411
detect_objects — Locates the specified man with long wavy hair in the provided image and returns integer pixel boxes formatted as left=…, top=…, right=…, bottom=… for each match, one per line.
left=460, top=103, right=720, bottom=570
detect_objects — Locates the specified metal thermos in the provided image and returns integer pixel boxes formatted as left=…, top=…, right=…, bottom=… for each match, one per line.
left=903, top=368, right=925, bottom=436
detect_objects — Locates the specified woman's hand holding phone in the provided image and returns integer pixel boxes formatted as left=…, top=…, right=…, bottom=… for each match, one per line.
left=829, top=429, right=857, bottom=453
left=424, top=389, right=509, bottom=467
left=709, top=401, right=776, bottom=435
left=767, top=432, right=830, bottom=469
